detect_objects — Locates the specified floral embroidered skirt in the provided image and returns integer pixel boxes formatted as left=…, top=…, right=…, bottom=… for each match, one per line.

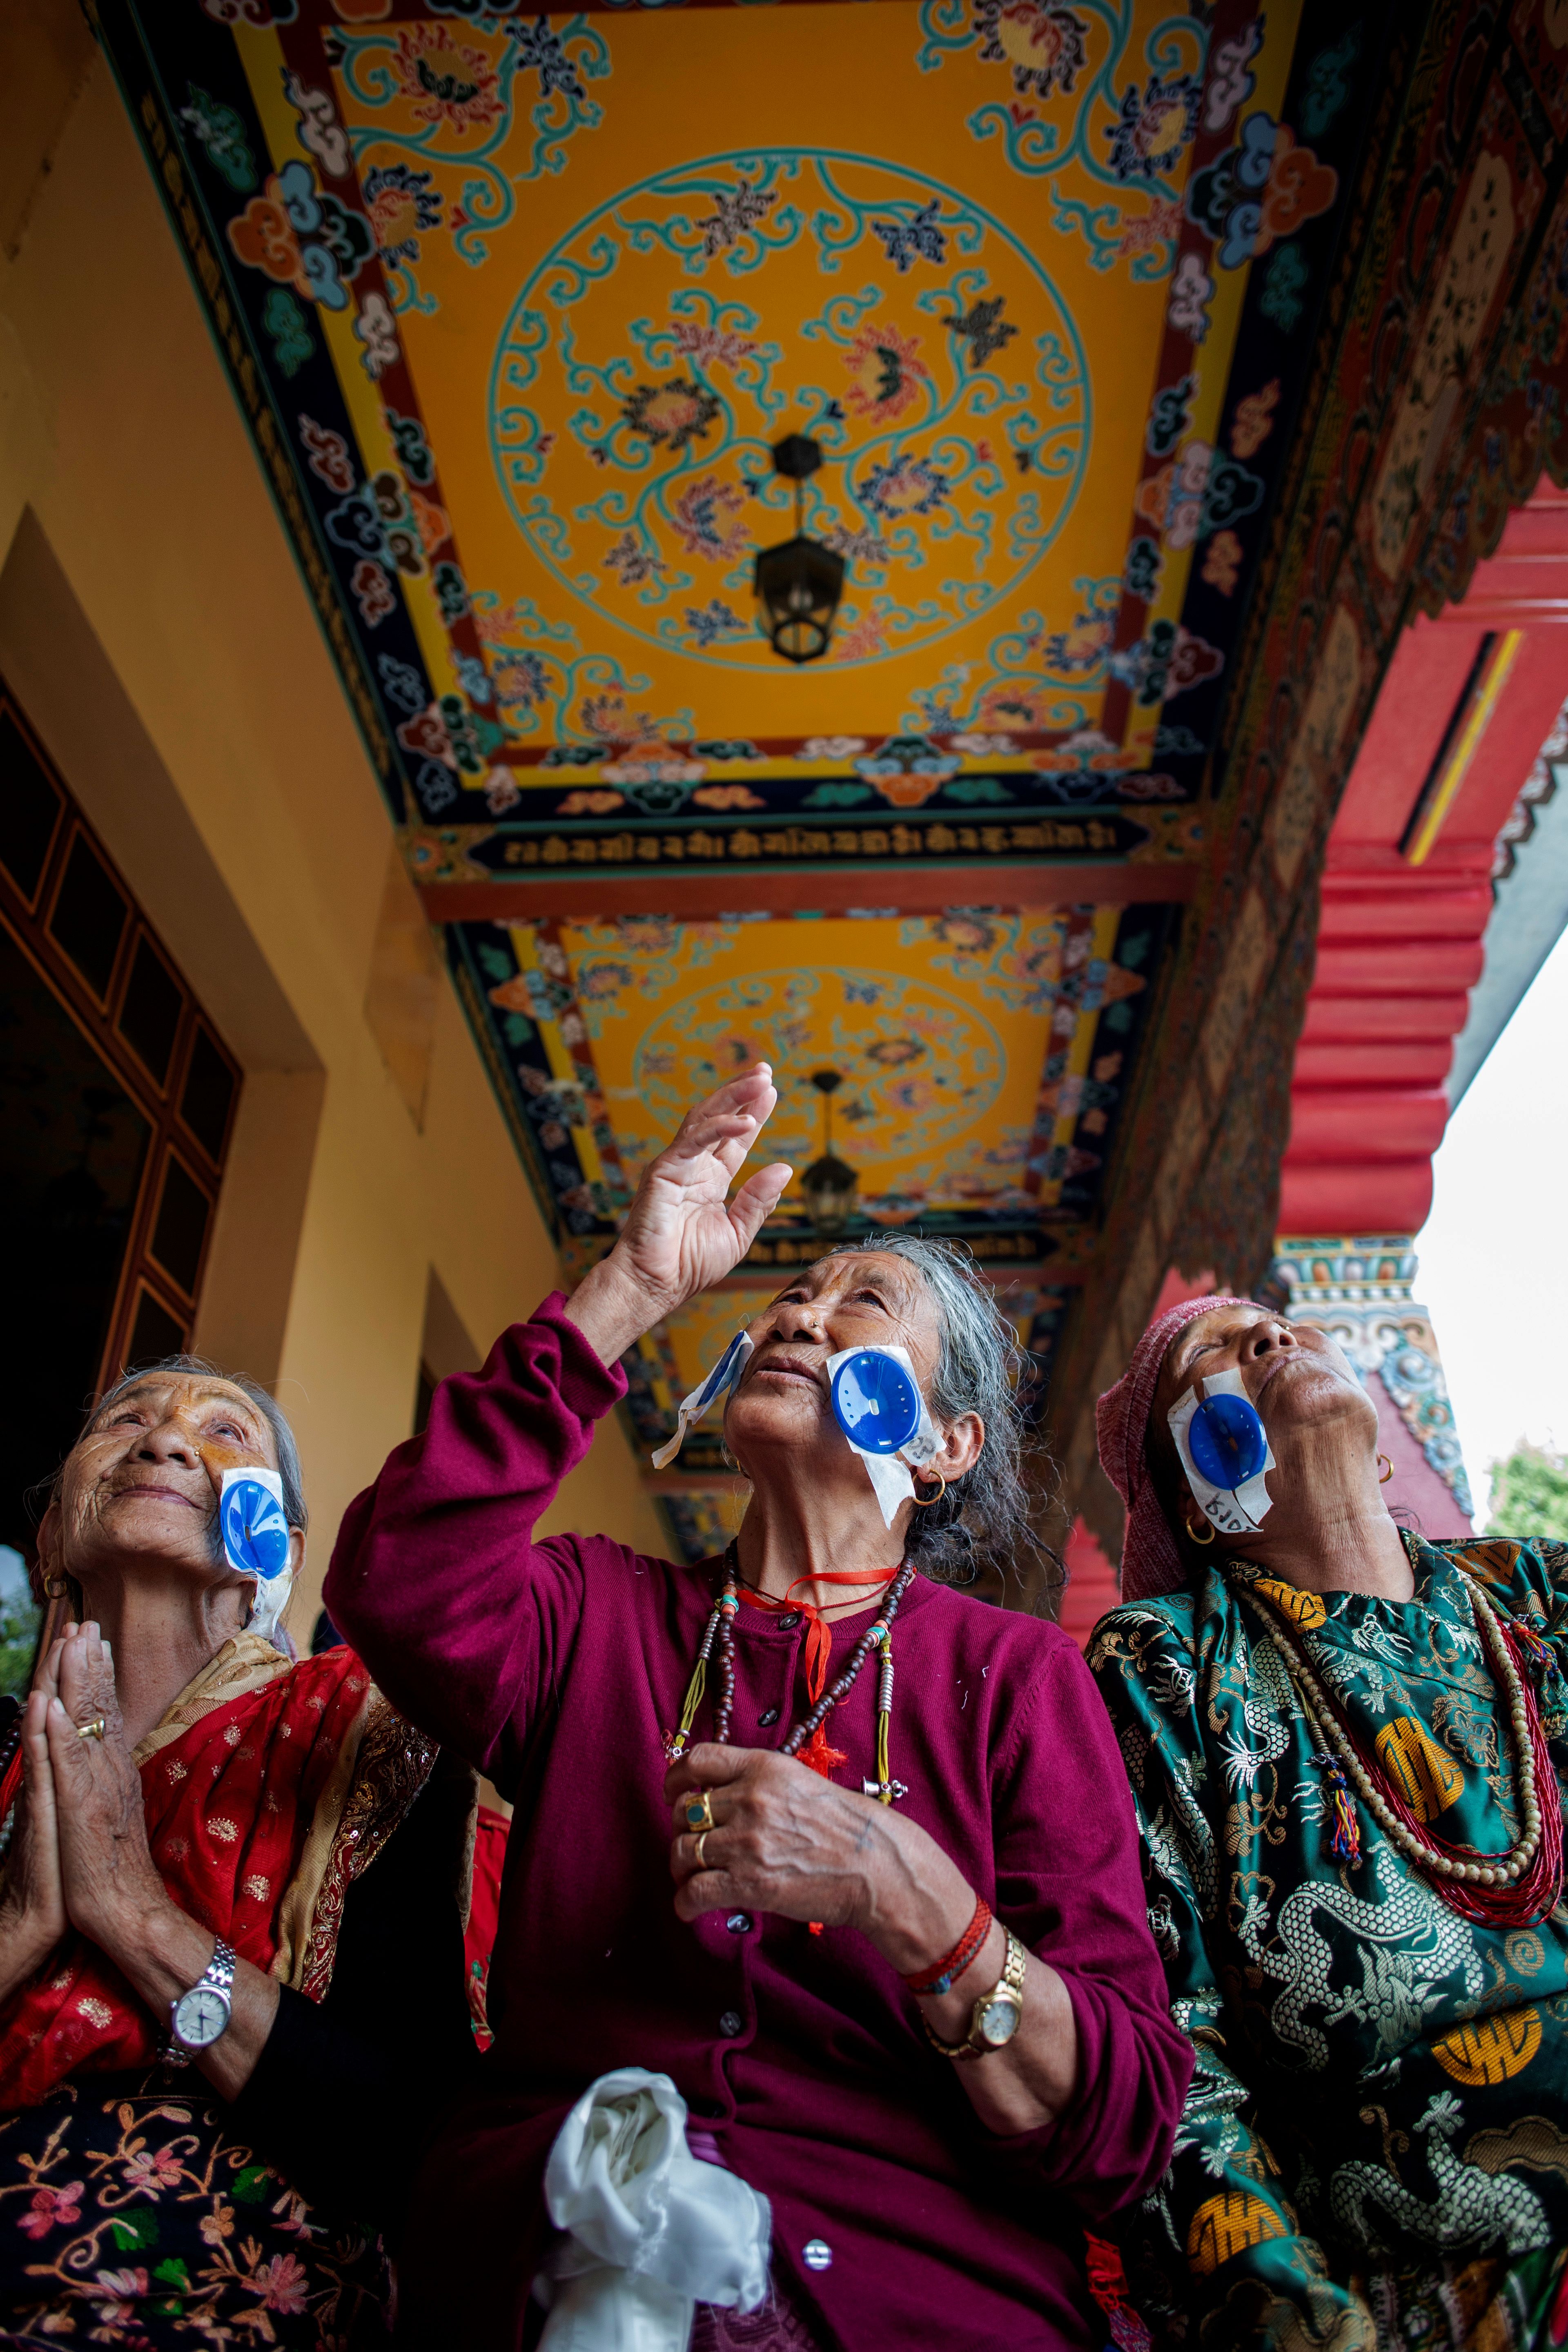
left=0, top=2074, right=390, bottom=2348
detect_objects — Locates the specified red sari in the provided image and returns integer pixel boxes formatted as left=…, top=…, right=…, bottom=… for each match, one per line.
left=0, top=1634, right=436, bottom=2105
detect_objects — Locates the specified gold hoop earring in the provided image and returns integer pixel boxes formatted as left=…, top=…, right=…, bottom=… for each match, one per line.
left=1185, top=1516, right=1216, bottom=1547
left=1378, top=1454, right=1394, bottom=1485
left=43, top=1573, right=69, bottom=1599
left=912, top=1473, right=947, bottom=1508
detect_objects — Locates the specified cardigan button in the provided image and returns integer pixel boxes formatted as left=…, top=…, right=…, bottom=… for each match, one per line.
left=726, top=1913, right=753, bottom=1935
left=718, top=2010, right=744, bottom=2037
left=775, top=1613, right=801, bottom=1630
left=802, top=2240, right=833, bottom=2272
left=757, top=1708, right=781, bottom=1728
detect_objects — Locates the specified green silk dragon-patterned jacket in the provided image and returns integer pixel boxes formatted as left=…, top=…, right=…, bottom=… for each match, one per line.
left=1088, top=1535, right=1568, bottom=2352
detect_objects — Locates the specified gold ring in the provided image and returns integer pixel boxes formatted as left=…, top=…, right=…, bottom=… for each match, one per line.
left=77, top=1716, right=106, bottom=1742
left=684, top=1790, right=715, bottom=1833
left=693, top=1830, right=711, bottom=1870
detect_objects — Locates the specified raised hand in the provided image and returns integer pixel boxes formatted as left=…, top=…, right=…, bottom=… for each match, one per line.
left=567, top=1065, right=791, bottom=1363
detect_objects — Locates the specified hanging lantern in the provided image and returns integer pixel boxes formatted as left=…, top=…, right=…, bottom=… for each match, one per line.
left=755, top=436, right=846, bottom=665
left=801, top=1068, right=859, bottom=1235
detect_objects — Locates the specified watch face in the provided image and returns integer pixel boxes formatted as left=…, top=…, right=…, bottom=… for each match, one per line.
left=173, top=1987, right=230, bottom=2049
left=977, top=1992, right=1022, bottom=2047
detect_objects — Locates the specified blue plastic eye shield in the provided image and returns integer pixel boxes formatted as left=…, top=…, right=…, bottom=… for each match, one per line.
left=220, top=1477, right=291, bottom=1579
left=829, top=1349, right=924, bottom=1456
left=1186, top=1391, right=1268, bottom=1492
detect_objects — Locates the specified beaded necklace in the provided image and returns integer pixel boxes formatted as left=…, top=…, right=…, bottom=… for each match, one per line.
left=666, top=1548, right=917, bottom=1803
left=1236, top=1563, right=1564, bottom=1929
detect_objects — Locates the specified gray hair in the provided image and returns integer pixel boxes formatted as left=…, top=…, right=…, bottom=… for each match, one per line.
left=74, top=1355, right=307, bottom=1534
left=810, top=1234, right=1053, bottom=1591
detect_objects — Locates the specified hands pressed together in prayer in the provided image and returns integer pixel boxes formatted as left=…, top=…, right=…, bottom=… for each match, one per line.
left=1, top=1622, right=130, bottom=1996
left=0, top=1622, right=280, bottom=2094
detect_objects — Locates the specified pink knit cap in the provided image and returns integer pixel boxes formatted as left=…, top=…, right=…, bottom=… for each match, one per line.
left=1095, top=1294, right=1255, bottom=1602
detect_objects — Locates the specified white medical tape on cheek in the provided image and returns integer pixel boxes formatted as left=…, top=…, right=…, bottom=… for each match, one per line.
left=218, top=1467, right=294, bottom=1640
left=1167, top=1367, right=1276, bottom=1537
left=650, top=1332, right=755, bottom=1470
left=824, top=1344, right=941, bottom=1527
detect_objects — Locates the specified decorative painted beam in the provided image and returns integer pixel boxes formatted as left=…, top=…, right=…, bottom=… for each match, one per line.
left=417, top=861, right=1199, bottom=925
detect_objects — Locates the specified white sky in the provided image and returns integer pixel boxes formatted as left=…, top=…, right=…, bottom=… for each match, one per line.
left=1415, top=922, right=1568, bottom=1521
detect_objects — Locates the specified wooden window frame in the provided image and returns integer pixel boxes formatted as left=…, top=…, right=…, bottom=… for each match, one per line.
left=0, top=681, right=242, bottom=1390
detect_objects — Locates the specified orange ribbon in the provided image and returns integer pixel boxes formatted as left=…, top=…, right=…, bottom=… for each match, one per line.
left=735, top=1568, right=900, bottom=1705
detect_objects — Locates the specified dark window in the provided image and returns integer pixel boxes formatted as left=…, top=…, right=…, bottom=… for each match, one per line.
left=149, top=1156, right=211, bottom=1296
left=48, top=832, right=129, bottom=1002
left=180, top=1025, right=236, bottom=1159
left=117, top=937, right=184, bottom=1085
left=0, top=709, right=64, bottom=903
left=0, top=922, right=150, bottom=1554
left=126, top=1288, right=187, bottom=1370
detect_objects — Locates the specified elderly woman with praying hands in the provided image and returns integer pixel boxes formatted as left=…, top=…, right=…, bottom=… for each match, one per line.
left=0, top=1357, right=476, bottom=2348
left=1089, top=1294, right=1568, bottom=2352
left=323, top=1062, right=1190, bottom=2352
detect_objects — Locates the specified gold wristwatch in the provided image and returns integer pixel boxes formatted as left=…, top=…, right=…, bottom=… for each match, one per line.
left=922, top=1928, right=1027, bottom=2060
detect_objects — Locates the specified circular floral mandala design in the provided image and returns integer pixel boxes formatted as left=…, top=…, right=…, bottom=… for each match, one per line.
left=630, top=964, right=1007, bottom=1167
left=489, top=148, right=1090, bottom=670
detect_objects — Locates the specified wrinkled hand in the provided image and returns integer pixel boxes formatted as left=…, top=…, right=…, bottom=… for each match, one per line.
left=43, top=1624, right=167, bottom=1950
left=664, top=1742, right=891, bottom=1933
left=568, top=1069, right=791, bottom=1360
left=0, top=1683, right=67, bottom=1967
left=618, top=1067, right=789, bottom=1316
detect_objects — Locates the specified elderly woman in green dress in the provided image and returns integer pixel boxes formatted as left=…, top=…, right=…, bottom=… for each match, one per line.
left=1089, top=1294, right=1568, bottom=2352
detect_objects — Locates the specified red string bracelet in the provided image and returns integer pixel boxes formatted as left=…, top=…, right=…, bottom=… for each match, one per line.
left=902, top=1895, right=992, bottom=1997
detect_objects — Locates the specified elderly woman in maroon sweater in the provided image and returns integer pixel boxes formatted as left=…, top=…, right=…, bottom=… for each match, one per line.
left=325, top=1065, right=1187, bottom=2351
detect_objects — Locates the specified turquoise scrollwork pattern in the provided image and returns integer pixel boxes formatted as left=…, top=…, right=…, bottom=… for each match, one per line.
left=488, top=147, right=1090, bottom=676
left=915, top=0, right=1209, bottom=279
left=331, top=17, right=612, bottom=305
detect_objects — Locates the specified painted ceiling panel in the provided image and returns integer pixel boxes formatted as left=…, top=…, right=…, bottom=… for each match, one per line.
left=209, top=0, right=1313, bottom=816
left=445, top=898, right=1173, bottom=1254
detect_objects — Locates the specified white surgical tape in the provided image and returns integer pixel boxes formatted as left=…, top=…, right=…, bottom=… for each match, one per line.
left=535, top=2068, right=771, bottom=2352
left=650, top=1332, right=754, bottom=1471
left=1167, top=1367, right=1276, bottom=1537
left=825, top=1343, right=941, bottom=1530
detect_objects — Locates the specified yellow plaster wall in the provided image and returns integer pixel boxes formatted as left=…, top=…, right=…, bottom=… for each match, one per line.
left=0, top=48, right=666, bottom=1635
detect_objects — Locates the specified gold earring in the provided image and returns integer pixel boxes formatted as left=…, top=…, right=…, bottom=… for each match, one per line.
left=1185, top=1516, right=1216, bottom=1547
left=43, top=1573, right=69, bottom=1599
left=912, top=1473, right=947, bottom=1508
left=1378, top=1454, right=1394, bottom=1484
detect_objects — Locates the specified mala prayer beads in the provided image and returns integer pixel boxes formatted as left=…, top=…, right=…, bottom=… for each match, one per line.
left=1238, top=1565, right=1564, bottom=1929
left=666, top=1549, right=916, bottom=1805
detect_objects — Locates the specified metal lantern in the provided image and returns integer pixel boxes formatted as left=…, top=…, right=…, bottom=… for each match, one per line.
left=755, top=437, right=846, bottom=665
left=801, top=1069, right=859, bottom=1234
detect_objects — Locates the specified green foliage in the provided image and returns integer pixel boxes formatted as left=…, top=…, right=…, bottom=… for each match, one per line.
left=1486, top=1440, right=1568, bottom=1543
left=0, top=1589, right=40, bottom=1703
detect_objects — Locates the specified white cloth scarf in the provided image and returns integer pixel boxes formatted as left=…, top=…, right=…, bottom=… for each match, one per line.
left=535, top=2069, right=771, bottom=2352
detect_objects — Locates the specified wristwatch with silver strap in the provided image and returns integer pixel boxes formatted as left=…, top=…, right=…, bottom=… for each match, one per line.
left=168, top=1938, right=237, bottom=2056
